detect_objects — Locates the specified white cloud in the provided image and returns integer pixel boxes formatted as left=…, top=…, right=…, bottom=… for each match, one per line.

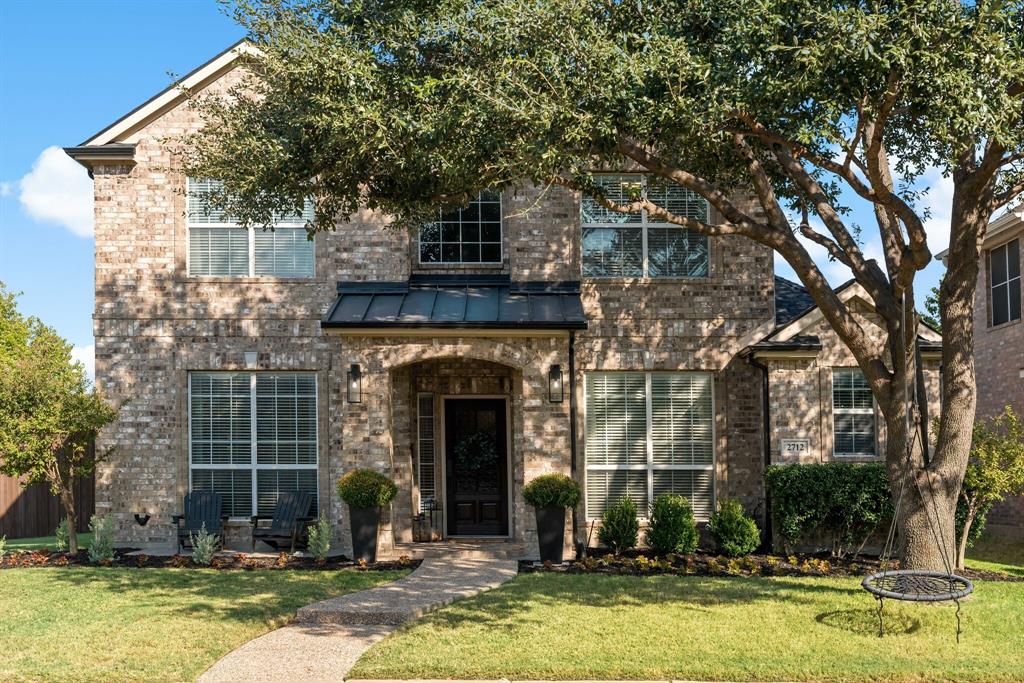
left=71, top=344, right=95, bottom=382
left=918, top=167, right=954, bottom=253
left=18, top=146, right=94, bottom=237
left=0, top=181, right=13, bottom=197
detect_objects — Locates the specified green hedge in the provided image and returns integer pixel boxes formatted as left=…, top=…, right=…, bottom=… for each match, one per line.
left=522, top=473, right=582, bottom=509
left=765, top=462, right=893, bottom=557
left=337, top=469, right=398, bottom=509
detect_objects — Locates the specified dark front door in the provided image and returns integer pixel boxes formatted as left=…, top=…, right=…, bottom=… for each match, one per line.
left=444, top=398, right=508, bottom=536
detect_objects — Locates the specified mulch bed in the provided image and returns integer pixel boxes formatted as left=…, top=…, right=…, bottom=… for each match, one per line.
left=520, top=549, right=1023, bottom=582
left=0, top=548, right=420, bottom=572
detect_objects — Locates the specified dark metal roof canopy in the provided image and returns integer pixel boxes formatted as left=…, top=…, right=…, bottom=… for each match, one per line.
left=322, top=274, right=588, bottom=330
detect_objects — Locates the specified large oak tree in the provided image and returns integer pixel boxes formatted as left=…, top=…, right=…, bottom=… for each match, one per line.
left=186, top=0, right=1024, bottom=569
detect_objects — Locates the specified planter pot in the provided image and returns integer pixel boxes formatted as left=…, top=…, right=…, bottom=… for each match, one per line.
left=534, top=505, right=567, bottom=563
left=348, top=506, right=380, bottom=563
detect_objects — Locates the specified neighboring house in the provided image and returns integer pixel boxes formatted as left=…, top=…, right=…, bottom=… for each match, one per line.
left=939, top=205, right=1024, bottom=538
left=65, top=43, right=941, bottom=558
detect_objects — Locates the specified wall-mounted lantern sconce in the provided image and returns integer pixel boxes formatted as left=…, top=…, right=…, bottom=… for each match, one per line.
left=347, top=363, right=362, bottom=404
left=244, top=351, right=259, bottom=369
left=548, top=364, right=564, bottom=403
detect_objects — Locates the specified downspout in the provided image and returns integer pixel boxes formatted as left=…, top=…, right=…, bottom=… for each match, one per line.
left=746, top=353, right=773, bottom=550
left=569, top=330, right=581, bottom=558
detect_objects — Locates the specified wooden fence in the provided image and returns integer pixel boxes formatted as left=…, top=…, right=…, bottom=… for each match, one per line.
left=0, top=471, right=95, bottom=538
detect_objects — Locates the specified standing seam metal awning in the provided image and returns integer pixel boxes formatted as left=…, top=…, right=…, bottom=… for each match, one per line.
left=322, top=275, right=587, bottom=330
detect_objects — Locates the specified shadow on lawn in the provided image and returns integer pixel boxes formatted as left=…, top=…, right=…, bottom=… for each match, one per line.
left=815, top=608, right=921, bottom=636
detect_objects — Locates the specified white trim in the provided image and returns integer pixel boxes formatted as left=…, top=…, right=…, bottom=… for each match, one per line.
left=831, top=368, right=879, bottom=458
left=988, top=236, right=1022, bottom=326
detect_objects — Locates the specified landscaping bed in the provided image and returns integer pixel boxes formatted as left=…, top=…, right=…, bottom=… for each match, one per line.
left=0, top=548, right=419, bottom=572
left=520, top=549, right=1023, bottom=582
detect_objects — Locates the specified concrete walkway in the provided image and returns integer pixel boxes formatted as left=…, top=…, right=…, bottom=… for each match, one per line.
left=199, top=558, right=518, bottom=683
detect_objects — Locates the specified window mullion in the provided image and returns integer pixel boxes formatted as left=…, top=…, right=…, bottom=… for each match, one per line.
left=249, top=372, right=258, bottom=516
left=641, top=178, right=650, bottom=277
left=645, top=372, right=654, bottom=510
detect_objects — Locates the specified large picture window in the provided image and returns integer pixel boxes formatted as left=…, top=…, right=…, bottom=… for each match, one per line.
left=189, top=372, right=318, bottom=517
left=990, top=238, right=1021, bottom=326
left=581, top=175, right=710, bottom=278
left=419, top=190, right=502, bottom=264
left=585, top=372, right=714, bottom=520
left=832, top=368, right=876, bottom=457
left=187, top=178, right=315, bottom=277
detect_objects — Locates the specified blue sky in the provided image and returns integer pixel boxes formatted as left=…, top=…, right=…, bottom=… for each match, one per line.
left=0, top=1, right=948, bottom=380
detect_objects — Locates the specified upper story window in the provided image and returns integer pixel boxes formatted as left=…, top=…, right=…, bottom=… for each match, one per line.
left=832, top=368, right=876, bottom=457
left=581, top=174, right=710, bottom=278
left=990, top=237, right=1021, bottom=326
left=187, top=178, right=315, bottom=278
left=419, top=190, right=502, bottom=264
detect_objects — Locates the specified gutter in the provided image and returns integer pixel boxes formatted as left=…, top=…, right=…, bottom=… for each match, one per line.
left=745, top=353, right=774, bottom=551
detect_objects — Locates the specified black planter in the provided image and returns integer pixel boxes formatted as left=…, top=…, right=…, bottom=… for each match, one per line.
left=534, top=505, right=567, bottom=563
left=349, top=506, right=380, bottom=563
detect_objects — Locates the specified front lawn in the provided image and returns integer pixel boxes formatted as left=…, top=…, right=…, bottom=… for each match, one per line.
left=966, top=536, right=1024, bottom=578
left=0, top=567, right=407, bottom=683
left=4, top=532, right=91, bottom=551
left=352, top=573, right=1023, bottom=682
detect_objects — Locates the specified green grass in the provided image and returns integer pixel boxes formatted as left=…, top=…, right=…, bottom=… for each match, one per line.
left=0, top=567, right=407, bottom=683
left=352, top=573, right=1024, bottom=682
left=3, top=533, right=91, bottom=551
left=965, top=535, right=1024, bottom=578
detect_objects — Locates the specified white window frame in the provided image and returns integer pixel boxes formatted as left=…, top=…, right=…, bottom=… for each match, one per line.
left=580, top=174, right=710, bottom=279
left=416, top=392, right=436, bottom=512
left=418, top=190, right=503, bottom=265
left=583, top=371, right=716, bottom=521
left=832, top=368, right=878, bottom=458
left=187, top=371, right=319, bottom=519
left=186, top=178, right=315, bottom=278
left=989, top=237, right=1021, bottom=326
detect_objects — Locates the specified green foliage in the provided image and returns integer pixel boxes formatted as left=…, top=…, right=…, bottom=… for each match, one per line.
left=921, top=283, right=942, bottom=332
left=522, top=473, right=582, bottom=509
left=54, top=518, right=70, bottom=552
left=646, top=494, right=699, bottom=555
left=0, top=535, right=6, bottom=559
left=306, top=512, right=331, bottom=561
left=708, top=500, right=760, bottom=557
left=189, top=523, right=220, bottom=566
left=765, top=463, right=893, bottom=557
left=337, top=469, right=398, bottom=509
left=87, top=514, right=116, bottom=564
left=598, top=497, right=639, bottom=556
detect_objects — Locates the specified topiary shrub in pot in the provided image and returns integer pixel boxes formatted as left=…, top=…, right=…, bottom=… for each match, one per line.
left=598, top=496, right=639, bottom=556
left=522, top=473, right=581, bottom=563
left=708, top=499, right=760, bottom=557
left=337, top=469, right=397, bottom=563
left=646, top=493, right=699, bottom=556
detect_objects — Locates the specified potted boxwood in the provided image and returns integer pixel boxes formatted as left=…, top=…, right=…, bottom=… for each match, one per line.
left=522, top=473, right=581, bottom=563
left=337, top=469, right=397, bottom=563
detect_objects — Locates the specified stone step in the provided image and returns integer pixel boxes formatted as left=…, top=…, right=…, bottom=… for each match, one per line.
left=381, top=540, right=528, bottom=561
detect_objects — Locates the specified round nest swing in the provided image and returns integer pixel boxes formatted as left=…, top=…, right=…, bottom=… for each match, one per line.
left=862, top=569, right=973, bottom=602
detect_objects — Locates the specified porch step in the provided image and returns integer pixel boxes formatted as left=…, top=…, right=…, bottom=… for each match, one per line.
left=382, top=539, right=528, bottom=560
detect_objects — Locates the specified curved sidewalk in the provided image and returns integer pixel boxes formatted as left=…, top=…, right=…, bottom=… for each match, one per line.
left=199, top=558, right=518, bottom=683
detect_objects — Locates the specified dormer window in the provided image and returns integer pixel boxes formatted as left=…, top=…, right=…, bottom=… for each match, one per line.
left=419, top=190, right=502, bottom=264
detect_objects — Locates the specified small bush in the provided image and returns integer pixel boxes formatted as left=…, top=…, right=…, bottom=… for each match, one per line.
left=708, top=500, right=760, bottom=557
left=646, top=493, right=699, bottom=555
left=54, top=518, right=70, bottom=552
left=598, top=497, right=639, bottom=555
left=337, top=469, right=398, bottom=509
left=0, top=534, right=6, bottom=559
left=87, top=513, right=116, bottom=564
left=306, top=512, right=332, bottom=562
left=522, top=473, right=582, bottom=509
left=190, top=523, right=220, bottom=566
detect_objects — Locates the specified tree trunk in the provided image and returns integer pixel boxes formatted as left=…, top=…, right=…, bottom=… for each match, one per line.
left=59, top=488, right=78, bottom=555
left=957, top=500, right=977, bottom=572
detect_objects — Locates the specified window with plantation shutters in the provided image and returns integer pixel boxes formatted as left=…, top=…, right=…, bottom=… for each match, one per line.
left=187, top=178, right=316, bottom=277
left=417, top=394, right=436, bottom=511
left=581, top=174, right=709, bottom=278
left=190, top=372, right=318, bottom=517
left=585, top=372, right=715, bottom=520
left=832, top=368, right=877, bottom=457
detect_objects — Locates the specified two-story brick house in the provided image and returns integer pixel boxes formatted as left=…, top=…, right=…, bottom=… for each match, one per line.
left=65, top=43, right=942, bottom=558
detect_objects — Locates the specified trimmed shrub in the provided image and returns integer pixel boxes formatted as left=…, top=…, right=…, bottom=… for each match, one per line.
left=306, top=512, right=332, bottom=562
left=598, top=497, right=639, bottom=555
left=708, top=500, right=760, bottom=557
left=0, top=534, right=6, bottom=559
left=190, top=523, right=220, bottom=565
left=87, top=513, right=116, bottom=564
left=523, top=473, right=582, bottom=509
left=54, top=518, right=70, bottom=552
left=646, top=493, right=699, bottom=555
left=765, top=462, right=892, bottom=557
left=337, top=469, right=398, bottom=509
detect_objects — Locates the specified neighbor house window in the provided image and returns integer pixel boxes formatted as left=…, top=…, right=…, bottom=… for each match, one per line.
left=581, top=174, right=710, bottom=278
left=189, top=372, right=318, bottom=517
left=832, top=369, right=876, bottom=457
left=990, top=238, right=1021, bottom=326
left=585, top=372, right=714, bottom=520
left=187, top=178, right=315, bottom=277
left=419, top=190, right=502, bottom=264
